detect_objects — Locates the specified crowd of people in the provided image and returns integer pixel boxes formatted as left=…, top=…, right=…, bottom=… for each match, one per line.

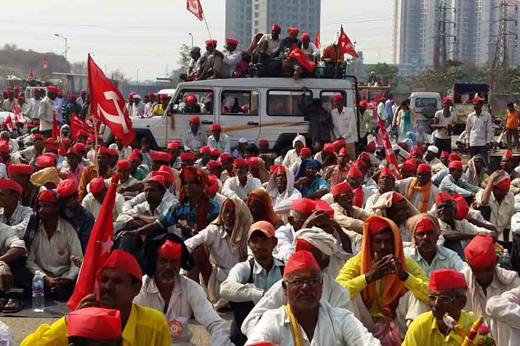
left=0, top=77, right=518, bottom=346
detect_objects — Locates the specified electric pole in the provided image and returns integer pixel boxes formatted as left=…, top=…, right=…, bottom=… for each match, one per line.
left=492, top=0, right=518, bottom=70
left=434, top=1, right=456, bottom=69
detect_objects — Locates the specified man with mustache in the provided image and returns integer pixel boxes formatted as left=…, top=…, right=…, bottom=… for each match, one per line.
left=21, top=250, right=170, bottom=345
left=402, top=269, right=476, bottom=346
left=365, top=168, right=397, bottom=210
left=396, top=163, right=439, bottom=213
left=245, top=251, right=380, bottom=345
left=134, top=235, right=232, bottom=346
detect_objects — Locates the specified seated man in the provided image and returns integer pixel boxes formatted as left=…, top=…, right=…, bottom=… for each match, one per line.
left=78, top=146, right=115, bottom=202
left=56, top=178, right=95, bottom=252
left=81, top=177, right=124, bottom=219
left=211, top=38, right=243, bottom=79
left=7, top=164, right=40, bottom=207
left=475, top=170, right=515, bottom=241
left=336, top=216, right=429, bottom=339
left=400, top=159, right=417, bottom=179
left=195, top=145, right=212, bottom=168
left=324, top=147, right=351, bottom=189
left=112, top=159, right=139, bottom=198
left=365, top=168, right=396, bottom=209
left=222, top=158, right=263, bottom=200
left=221, top=221, right=284, bottom=346
left=182, top=116, right=207, bottom=153
left=346, top=166, right=375, bottom=208
left=462, top=235, right=520, bottom=346
left=396, top=163, right=439, bottom=213
left=135, top=235, right=232, bottom=346
left=486, top=285, right=520, bottom=346
left=0, top=178, right=32, bottom=239
left=266, top=166, right=302, bottom=224
left=0, top=212, right=26, bottom=307
left=404, top=213, right=466, bottom=277
left=294, top=159, right=328, bottom=200
left=402, top=269, right=476, bottom=346
left=22, top=250, right=170, bottom=346
left=59, top=147, right=84, bottom=183
left=26, top=191, right=83, bottom=297
left=245, top=251, right=380, bottom=346
left=439, top=160, right=481, bottom=198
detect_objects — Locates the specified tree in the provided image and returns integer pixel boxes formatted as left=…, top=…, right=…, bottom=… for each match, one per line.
left=70, top=62, right=88, bottom=74
left=366, top=63, right=399, bottom=85
left=176, top=44, right=192, bottom=72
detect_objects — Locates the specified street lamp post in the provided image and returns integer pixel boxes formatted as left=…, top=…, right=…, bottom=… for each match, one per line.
left=189, top=33, right=194, bottom=48
left=54, top=34, right=68, bottom=61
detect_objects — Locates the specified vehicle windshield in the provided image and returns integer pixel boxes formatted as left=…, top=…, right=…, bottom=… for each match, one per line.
left=414, top=97, right=437, bottom=108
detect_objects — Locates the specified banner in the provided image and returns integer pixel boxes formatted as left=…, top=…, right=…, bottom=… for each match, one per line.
left=187, top=0, right=204, bottom=21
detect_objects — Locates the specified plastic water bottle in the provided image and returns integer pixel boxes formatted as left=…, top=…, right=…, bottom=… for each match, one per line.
left=502, top=249, right=512, bottom=270
left=32, top=271, right=45, bottom=312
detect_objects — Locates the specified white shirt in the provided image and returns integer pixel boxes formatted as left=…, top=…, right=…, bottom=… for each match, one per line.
left=301, top=43, right=320, bottom=58
left=282, top=149, right=300, bottom=169
left=108, top=143, right=133, bottom=160
left=182, top=130, right=208, bottom=153
left=475, top=190, right=515, bottom=237
left=143, top=102, right=154, bottom=118
left=0, top=203, right=32, bottom=239
left=377, top=102, right=386, bottom=120
left=207, top=133, right=231, bottom=154
left=258, top=34, right=281, bottom=54
left=26, top=218, right=83, bottom=280
left=81, top=192, right=125, bottom=219
left=134, top=274, right=232, bottom=346
left=433, top=110, right=456, bottom=139
left=486, top=286, right=520, bottom=346
left=29, top=98, right=41, bottom=120
left=331, top=107, right=357, bottom=143
left=461, top=111, right=494, bottom=147
left=0, top=223, right=25, bottom=254
left=223, top=50, right=242, bottom=77
left=53, top=98, right=63, bottom=123
left=38, top=97, right=55, bottom=131
left=245, top=301, right=381, bottom=346
left=132, top=101, right=145, bottom=117
left=222, top=176, right=263, bottom=200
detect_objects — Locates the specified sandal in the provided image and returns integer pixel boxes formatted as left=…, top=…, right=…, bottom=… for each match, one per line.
left=0, top=297, right=8, bottom=312
left=2, top=298, right=22, bottom=313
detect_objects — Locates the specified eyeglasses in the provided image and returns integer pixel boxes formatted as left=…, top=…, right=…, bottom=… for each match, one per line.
left=285, top=278, right=322, bottom=288
left=428, top=294, right=454, bottom=305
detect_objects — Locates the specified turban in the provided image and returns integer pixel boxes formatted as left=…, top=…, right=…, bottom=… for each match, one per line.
left=453, top=193, right=469, bottom=219
left=233, top=158, right=248, bottom=168
left=287, top=27, right=300, bottom=35
left=56, top=178, right=78, bottom=198
left=207, top=160, right=222, bottom=170
left=100, top=250, right=142, bottom=283
left=247, top=157, right=260, bottom=169
left=283, top=250, right=320, bottom=276
left=300, top=147, right=312, bottom=156
left=427, top=145, right=439, bottom=154
left=157, top=240, right=182, bottom=260
left=366, top=216, right=391, bottom=236
left=67, top=307, right=121, bottom=340
left=248, top=221, right=276, bottom=240
left=294, top=227, right=336, bottom=257
left=117, top=160, right=131, bottom=171
left=220, top=153, right=232, bottom=162
left=38, top=190, right=58, bottom=203
left=391, top=192, right=405, bottom=205
left=226, top=38, right=239, bottom=46
left=148, top=175, right=166, bottom=189
left=448, top=153, right=461, bottom=162
left=36, top=155, right=55, bottom=169
left=429, top=269, right=468, bottom=291
left=8, top=164, right=34, bottom=176
left=449, top=160, right=463, bottom=170
left=301, top=33, right=311, bottom=40
left=494, top=174, right=511, bottom=191
left=436, top=192, right=453, bottom=205
left=417, top=163, right=431, bottom=174
left=464, top=235, right=496, bottom=270
left=89, top=177, right=107, bottom=195
left=150, top=151, right=172, bottom=162
left=200, top=146, right=211, bottom=155
left=347, top=167, right=363, bottom=178
left=314, top=200, right=334, bottom=218
left=323, top=143, right=334, bottom=154
left=0, top=179, right=22, bottom=195
left=291, top=198, right=315, bottom=214
left=332, top=182, right=352, bottom=197
left=211, top=124, right=221, bottom=131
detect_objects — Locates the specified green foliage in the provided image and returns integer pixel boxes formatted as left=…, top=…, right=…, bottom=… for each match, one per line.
left=0, top=44, right=70, bottom=79
left=176, top=44, right=192, bottom=72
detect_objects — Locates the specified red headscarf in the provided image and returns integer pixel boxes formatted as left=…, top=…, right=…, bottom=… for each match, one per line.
left=179, top=166, right=211, bottom=232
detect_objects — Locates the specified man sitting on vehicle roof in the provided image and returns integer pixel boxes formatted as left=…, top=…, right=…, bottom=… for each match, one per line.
left=210, top=38, right=243, bottom=79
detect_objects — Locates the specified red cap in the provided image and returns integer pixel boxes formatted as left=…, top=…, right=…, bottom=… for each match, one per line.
left=287, top=27, right=300, bottom=35
left=180, top=152, right=196, bottom=162
left=200, top=146, right=211, bottom=155
left=332, top=182, right=352, bottom=197
left=300, top=147, right=312, bottom=156
left=150, top=151, right=172, bottom=162
left=339, top=148, right=349, bottom=156
left=56, top=178, right=78, bottom=198
left=190, top=115, right=200, bottom=123
left=207, top=160, right=222, bottom=170
left=8, top=164, right=34, bottom=176
left=415, top=218, right=435, bottom=233
left=117, top=160, right=131, bottom=171
left=97, top=146, right=109, bottom=155
left=367, top=217, right=391, bottom=236
left=248, top=221, right=276, bottom=240
left=206, top=175, right=219, bottom=194
left=38, top=190, right=58, bottom=203
left=47, top=86, right=61, bottom=93
left=315, top=200, right=334, bottom=218
left=392, top=192, right=405, bottom=204
left=301, top=33, right=311, bottom=40
left=210, top=148, right=219, bottom=157
left=448, top=160, right=463, bottom=170
left=332, top=139, right=345, bottom=151
left=453, top=193, right=469, bottom=219
left=332, top=94, right=343, bottom=102
left=442, top=96, right=453, bottom=104
left=0, top=143, right=9, bottom=154
left=448, top=153, right=461, bottom=162
left=283, top=250, right=320, bottom=276
left=472, top=96, right=484, bottom=104
left=44, top=139, right=59, bottom=151
left=185, top=95, right=197, bottom=105
left=359, top=99, right=368, bottom=108
left=77, top=130, right=90, bottom=138
left=429, top=269, right=468, bottom=291
left=106, top=149, right=119, bottom=157
left=211, top=124, right=221, bottom=131
left=272, top=24, right=281, bottom=30
left=66, top=147, right=79, bottom=157
left=401, top=160, right=416, bottom=171
left=167, top=141, right=180, bottom=151
left=503, top=150, right=513, bottom=159
left=128, top=151, right=139, bottom=161
left=323, top=143, right=334, bottom=154
left=380, top=167, right=394, bottom=178
left=0, top=179, right=22, bottom=194
left=89, top=177, right=107, bottom=195
left=411, top=147, right=423, bottom=156
left=100, top=250, right=143, bottom=283
left=157, top=240, right=182, bottom=260
left=417, top=163, right=431, bottom=174
left=247, top=157, right=260, bottom=169
left=495, top=175, right=511, bottom=191
left=436, top=192, right=453, bottom=205
left=353, top=159, right=366, bottom=169
left=347, top=167, right=363, bottom=178
left=205, top=39, right=218, bottom=46
left=36, top=155, right=55, bottom=168
left=147, top=175, right=166, bottom=188
left=32, top=133, right=44, bottom=141
left=464, top=235, right=496, bottom=270
left=233, top=158, right=248, bottom=168
left=226, top=38, right=239, bottom=46
left=73, top=143, right=86, bottom=152
left=358, top=152, right=370, bottom=162
left=367, top=141, right=376, bottom=153
left=259, top=139, right=269, bottom=146
left=290, top=198, right=316, bottom=214
left=67, top=307, right=121, bottom=340
left=152, top=168, right=174, bottom=185
left=220, top=152, right=232, bottom=162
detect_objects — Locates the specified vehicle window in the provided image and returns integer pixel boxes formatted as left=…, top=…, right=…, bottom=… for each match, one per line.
left=321, top=90, right=346, bottom=113
left=172, top=90, right=213, bottom=115
left=221, top=90, right=259, bottom=115
left=267, top=90, right=311, bottom=116
left=414, top=97, right=437, bottom=108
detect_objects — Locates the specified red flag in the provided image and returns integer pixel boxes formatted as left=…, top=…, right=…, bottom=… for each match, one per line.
left=378, top=118, right=401, bottom=178
left=12, top=102, right=27, bottom=124
left=51, top=114, right=60, bottom=141
left=3, top=116, right=13, bottom=132
left=315, top=28, right=321, bottom=49
left=338, top=26, right=359, bottom=58
left=288, top=46, right=316, bottom=72
left=187, top=0, right=204, bottom=21
left=28, top=69, right=34, bottom=81
left=88, top=54, right=136, bottom=146
left=67, top=175, right=119, bottom=310
left=43, top=56, right=48, bottom=69
left=70, top=113, right=94, bottom=140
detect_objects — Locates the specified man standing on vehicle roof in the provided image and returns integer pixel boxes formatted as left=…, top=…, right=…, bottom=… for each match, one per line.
left=182, top=116, right=207, bottom=153
left=298, top=86, right=332, bottom=144
left=459, top=96, right=494, bottom=165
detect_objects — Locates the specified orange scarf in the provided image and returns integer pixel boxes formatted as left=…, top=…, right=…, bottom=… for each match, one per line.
left=406, top=178, right=431, bottom=213
left=360, top=216, right=407, bottom=318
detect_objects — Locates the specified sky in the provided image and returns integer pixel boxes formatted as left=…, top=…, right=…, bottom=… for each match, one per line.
left=1, top=0, right=394, bottom=81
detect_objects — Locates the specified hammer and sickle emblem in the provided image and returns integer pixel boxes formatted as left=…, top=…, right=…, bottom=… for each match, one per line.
left=98, top=91, right=130, bottom=133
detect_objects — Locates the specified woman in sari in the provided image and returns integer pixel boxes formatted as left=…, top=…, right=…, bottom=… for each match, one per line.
left=395, top=100, right=416, bottom=141
left=465, top=154, right=489, bottom=187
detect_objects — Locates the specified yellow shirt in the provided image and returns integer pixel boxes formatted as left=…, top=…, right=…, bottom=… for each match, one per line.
left=336, top=253, right=429, bottom=317
left=402, top=310, right=476, bottom=346
left=21, top=304, right=171, bottom=346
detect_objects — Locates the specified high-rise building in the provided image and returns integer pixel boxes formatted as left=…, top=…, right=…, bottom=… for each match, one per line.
left=226, top=0, right=321, bottom=50
left=393, top=0, right=520, bottom=68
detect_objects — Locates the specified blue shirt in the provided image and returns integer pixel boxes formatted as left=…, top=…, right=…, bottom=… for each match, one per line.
left=296, top=177, right=328, bottom=197
left=65, top=205, right=95, bottom=253
left=156, top=199, right=220, bottom=234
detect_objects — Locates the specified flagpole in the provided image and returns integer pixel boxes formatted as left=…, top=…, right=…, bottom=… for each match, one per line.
left=202, top=12, right=212, bottom=39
